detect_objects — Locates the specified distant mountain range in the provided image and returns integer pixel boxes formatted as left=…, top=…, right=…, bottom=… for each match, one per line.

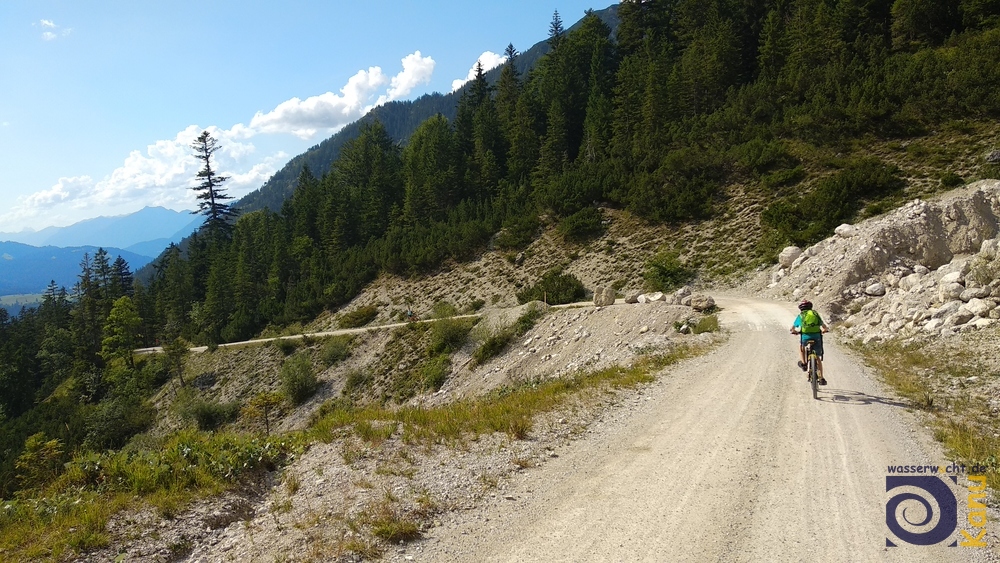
left=0, top=207, right=202, bottom=297
left=0, top=241, right=154, bottom=296
left=0, top=206, right=201, bottom=251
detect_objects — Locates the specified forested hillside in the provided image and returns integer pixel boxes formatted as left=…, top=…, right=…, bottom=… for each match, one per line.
left=2, top=0, right=1000, bottom=537
left=234, top=5, right=621, bottom=214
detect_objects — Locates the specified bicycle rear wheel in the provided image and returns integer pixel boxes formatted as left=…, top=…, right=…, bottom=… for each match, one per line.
left=808, top=357, right=818, bottom=399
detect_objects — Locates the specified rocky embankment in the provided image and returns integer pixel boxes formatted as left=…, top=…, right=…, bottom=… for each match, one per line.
left=764, top=180, right=1000, bottom=344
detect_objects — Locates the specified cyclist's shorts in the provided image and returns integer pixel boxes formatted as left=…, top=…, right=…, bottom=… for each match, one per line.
left=800, top=333, right=823, bottom=358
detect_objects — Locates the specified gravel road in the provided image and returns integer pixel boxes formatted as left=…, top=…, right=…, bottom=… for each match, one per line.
left=411, top=296, right=996, bottom=562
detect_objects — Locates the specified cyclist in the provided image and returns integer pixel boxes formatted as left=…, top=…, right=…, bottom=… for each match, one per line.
left=790, top=300, right=829, bottom=385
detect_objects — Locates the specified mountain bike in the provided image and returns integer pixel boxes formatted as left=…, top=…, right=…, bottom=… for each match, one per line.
left=804, top=340, right=819, bottom=400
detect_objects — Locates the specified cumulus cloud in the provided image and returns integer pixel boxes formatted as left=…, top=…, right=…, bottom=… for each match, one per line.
left=249, top=67, right=389, bottom=138
left=376, top=51, right=435, bottom=106
left=252, top=51, right=435, bottom=138
left=451, top=51, right=506, bottom=92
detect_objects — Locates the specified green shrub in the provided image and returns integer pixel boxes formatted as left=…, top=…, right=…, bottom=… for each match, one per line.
left=473, top=333, right=513, bottom=365
left=274, top=338, right=299, bottom=355
left=496, top=214, right=540, bottom=250
left=175, top=391, right=239, bottom=431
left=557, top=207, right=605, bottom=242
left=692, top=315, right=720, bottom=334
left=730, top=138, right=796, bottom=176
left=512, top=307, right=544, bottom=335
left=339, top=305, right=378, bottom=329
left=472, top=307, right=543, bottom=365
left=516, top=269, right=585, bottom=305
left=426, top=318, right=474, bottom=356
left=940, top=172, right=964, bottom=188
left=282, top=354, right=318, bottom=405
left=344, top=369, right=372, bottom=395
left=320, top=336, right=353, bottom=367
left=83, top=394, right=155, bottom=450
left=431, top=301, right=458, bottom=318
left=760, top=166, right=806, bottom=189
left=644, top=250, right=695, bottom=292
left=420, top=355, right=452, bottom=391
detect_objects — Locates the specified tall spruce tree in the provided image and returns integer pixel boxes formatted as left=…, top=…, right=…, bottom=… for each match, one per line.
left=190, top=131, right=238, bottom=241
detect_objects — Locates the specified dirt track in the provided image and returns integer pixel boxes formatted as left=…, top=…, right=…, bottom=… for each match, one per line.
left=411, top=296, right=996, bottom=562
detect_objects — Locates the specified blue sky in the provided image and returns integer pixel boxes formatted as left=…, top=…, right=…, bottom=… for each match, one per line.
left=0, top=1, right=606, bottom=233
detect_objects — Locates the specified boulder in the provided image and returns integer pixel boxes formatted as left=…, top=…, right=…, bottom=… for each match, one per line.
left=931, top=300, right=962, bottom=319
left=962, top=298, right=992, bottom=318
left=899, top=273, right=922, bottom=292
left=690, top=294, right=716, bottom=312
left=981, top=238, right=1000, bottom=259
left=974, top=318, right=996, bottom=330
left=625, top=292, right=640, bottom=304
left=835, top=224, right=858, bottom=238
left=939, top=282, right=965, bottom=302
left=923, top=318, right=944, bottom=332
left=946, top=311, right=975, bottom=327
left=914, top=265, right=930, bottom=275
left=960, top=287, right=991, bottom=302
left=680, top=294, right=693, bottom=306
left=940, top=271, right=965, bottom=285
left=593, top=286, right=616, bottom=307
left=648, top=292, right=666, bottom=302
left=778, top=246, right=803, bottom=268
left=865, top=283, right=886, bottom=297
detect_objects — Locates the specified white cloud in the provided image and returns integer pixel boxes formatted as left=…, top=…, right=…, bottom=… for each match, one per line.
left=249, top=67, right=389, bottom=138
left=252, top=51, right=435, bottom=139
left=376, top=51, right=435, bottom=106
left=451, top=51, right=506, bottom=92
left=38, top=19, right=72, bottom=40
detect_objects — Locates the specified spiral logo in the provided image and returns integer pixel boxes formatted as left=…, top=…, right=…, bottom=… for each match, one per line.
left=886, top=476, right=958, bottom=546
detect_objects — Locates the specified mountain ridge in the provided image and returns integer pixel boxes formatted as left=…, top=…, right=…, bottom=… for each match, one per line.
left=0, top=241, right=154, bottom=296
left=0, top=206, right=201, bottom=250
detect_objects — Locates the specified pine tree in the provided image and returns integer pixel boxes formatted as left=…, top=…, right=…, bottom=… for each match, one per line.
left=110, top=256, right=133, bottom=299
left=191, top=130, right=238, bottom=241
left=548, top=10, right=566, bottom=50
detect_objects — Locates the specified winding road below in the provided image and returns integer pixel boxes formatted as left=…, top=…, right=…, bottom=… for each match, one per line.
left=412, top=295, right=995, bottom=562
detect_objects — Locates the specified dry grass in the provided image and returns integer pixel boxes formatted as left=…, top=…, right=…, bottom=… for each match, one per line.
left=853, top=339, right=1000, bottom=490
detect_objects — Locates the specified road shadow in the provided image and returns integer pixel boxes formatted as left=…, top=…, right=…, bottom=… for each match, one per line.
left=814, top=388, right=911, bottom=408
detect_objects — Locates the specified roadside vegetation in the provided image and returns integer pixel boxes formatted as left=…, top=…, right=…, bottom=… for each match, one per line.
left=0, top=339, right=715, bottom=561
left=852, top=339, right=1000, bottom=491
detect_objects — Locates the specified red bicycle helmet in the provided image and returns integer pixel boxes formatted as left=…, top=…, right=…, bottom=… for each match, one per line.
left=798, top=300, right=813, bottom=311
